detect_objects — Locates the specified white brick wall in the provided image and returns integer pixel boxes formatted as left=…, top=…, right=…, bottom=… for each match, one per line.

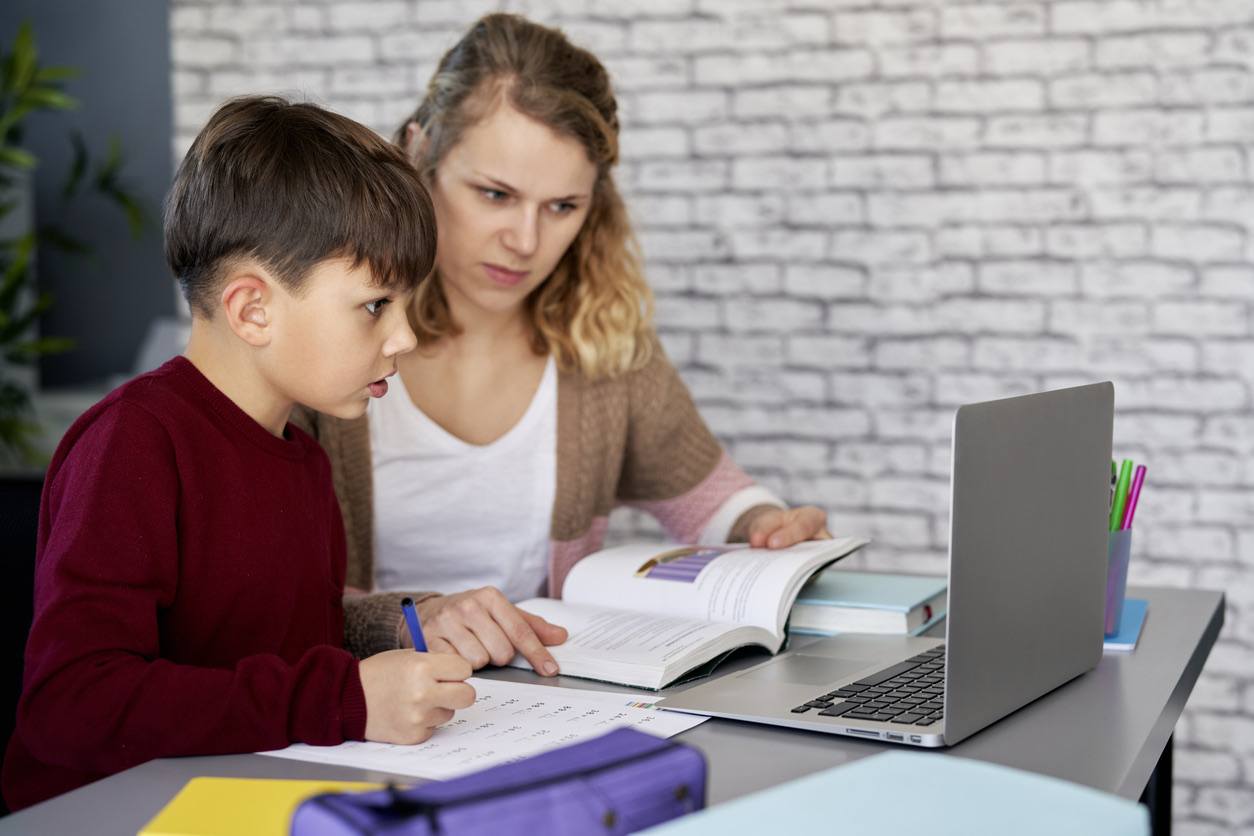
left=170, top=0, right=1254, bottom=827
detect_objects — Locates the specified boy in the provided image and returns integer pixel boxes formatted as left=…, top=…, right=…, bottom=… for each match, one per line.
left=2, top=96, right=474, bottom=811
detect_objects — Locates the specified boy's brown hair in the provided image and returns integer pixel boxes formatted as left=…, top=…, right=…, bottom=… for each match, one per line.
left=166, top=95, right=436, bottom=318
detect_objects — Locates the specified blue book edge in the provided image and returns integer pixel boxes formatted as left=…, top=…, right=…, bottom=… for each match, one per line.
left=789, top=611, right=947, bottom=638
left=1103, top=599, right=1147, bottom=652
left=794, top=572, right=946, bottom=612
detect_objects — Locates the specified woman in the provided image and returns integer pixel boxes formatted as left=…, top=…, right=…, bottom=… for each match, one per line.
left=303, top=13, right=832, bottom=675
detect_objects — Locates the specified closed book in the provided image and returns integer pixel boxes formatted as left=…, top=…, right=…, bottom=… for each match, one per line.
left=788, top=570, right=947, bottom=635
left=140, top=778, right=381, bottom=836
left=1103, top=598, right=1148, bottom=653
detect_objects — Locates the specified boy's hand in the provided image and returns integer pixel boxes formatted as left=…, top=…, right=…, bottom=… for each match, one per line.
left=748, top=506, right=832, bottom=549
left=359, top=650, right=475, bottom=744
left=407, top=588, right=568, bottom=676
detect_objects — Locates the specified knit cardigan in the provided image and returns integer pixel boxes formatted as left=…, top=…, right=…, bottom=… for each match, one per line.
left=292, top=341, right=782, bottom=658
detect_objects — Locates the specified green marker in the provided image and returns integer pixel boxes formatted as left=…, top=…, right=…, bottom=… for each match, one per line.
left=1109, top=459, right=1134, bottom=532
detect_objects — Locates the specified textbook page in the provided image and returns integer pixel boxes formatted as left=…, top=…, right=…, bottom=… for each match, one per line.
left=560, top=537, right=868, bottom=635
left=260, top=678, right=705, bottom=780
left=512, top=598, right=775, bottom=688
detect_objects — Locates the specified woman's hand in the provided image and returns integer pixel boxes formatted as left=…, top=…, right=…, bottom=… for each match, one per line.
left=748, top=506, right=831, bottom=549
left=407, top=587, right=569, bottom=676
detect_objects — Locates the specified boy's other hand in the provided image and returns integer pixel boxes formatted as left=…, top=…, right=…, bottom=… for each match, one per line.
left=407, top=588, right=568, bottom=676
left=748, top=506, right=832, bottom=549
left=359, top=650, right=475, bottom=744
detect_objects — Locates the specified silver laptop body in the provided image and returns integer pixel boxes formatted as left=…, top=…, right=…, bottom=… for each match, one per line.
left=660, top=382, right=1114, bottom=747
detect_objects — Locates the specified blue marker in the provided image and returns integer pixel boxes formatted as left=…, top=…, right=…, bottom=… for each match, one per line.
left=400, top=597, right=428, bottom=652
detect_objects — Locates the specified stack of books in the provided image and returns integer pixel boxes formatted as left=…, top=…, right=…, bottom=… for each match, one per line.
left=788, top=569, right=948, bottom=636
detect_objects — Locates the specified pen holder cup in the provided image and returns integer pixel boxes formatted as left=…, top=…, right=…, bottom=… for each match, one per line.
left=1105, top=529, right=1133, bottom=638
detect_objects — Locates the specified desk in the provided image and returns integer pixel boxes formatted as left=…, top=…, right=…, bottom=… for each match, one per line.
left=0, top=585, right=1222, bottom=835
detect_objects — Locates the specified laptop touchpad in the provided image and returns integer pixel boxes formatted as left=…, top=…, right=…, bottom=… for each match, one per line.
left=739, top=654, right=875, bottom=686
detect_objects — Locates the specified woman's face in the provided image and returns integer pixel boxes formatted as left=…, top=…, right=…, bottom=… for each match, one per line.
left=424, top=102, right=598, bottom=324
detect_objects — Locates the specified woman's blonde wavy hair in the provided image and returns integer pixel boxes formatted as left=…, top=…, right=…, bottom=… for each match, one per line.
left=394, top=13, right=654, bottom=379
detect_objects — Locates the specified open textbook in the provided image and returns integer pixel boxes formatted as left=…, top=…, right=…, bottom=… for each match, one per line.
left=513, top=536, right=868, bottom=690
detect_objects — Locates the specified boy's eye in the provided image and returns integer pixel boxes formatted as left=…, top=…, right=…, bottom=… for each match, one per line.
left=364, top=298, right=390, bottom=317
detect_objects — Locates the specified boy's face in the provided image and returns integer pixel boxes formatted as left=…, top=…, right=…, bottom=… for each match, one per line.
left=264, top=257, right=417, bottom=419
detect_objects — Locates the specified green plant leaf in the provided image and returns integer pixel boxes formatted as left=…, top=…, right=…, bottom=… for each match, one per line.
left=0, top=391, right=45, bottom=464
left=20, top=86, right=78, bottom=111
left=37, top=224, right=90, bottom=255
left=9, top=22, right=37, bottom=96
left=114, top=191, right=146, bottom=239
left=62, top=131, right=88, bottom=199
left=6, top=335, right=75, bottom=363
left=94, top=136, right=149, bottom=238
left=0, top=290, right=53, bottom=343
left=0, top=379, right=34, bottom=412
left=34, top=65, right=77, bottom=83
left=0, top=233, right=35, bottom=313
left=1, top=50, right=14, bottom=97
left=0, top=108, right=32, bottom=142
left=0, top=145, right=36, bottom=169
left=27, top=292, right=53, bottom=318
left=94, top=136, right=125, bottom=192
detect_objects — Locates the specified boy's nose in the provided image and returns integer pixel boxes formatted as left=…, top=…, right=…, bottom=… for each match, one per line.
left=385, top=314, right=418, bottom=357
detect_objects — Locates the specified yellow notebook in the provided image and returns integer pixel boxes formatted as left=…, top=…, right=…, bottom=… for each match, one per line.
left=139, top=776, right=382, bottom=836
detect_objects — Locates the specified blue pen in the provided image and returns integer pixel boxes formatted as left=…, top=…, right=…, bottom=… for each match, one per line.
left=400, top=597, right=428, bottom=652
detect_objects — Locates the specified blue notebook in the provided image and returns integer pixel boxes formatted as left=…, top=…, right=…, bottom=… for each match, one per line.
left=789, top=570, right=947, bottom=636
left=644, top=751, right=1148, bottom=836
left=1103, top=598, right=1148, bottom=652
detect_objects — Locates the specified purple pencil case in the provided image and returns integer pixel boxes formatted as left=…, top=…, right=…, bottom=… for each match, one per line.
left=289, top=726, right=706, bottom=835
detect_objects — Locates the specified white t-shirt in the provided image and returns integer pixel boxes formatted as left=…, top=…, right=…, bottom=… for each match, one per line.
left=369, top=357, right=557, bottom=601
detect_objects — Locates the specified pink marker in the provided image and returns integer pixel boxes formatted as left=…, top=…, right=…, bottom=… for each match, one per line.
left=1121, top=465, right=1146, bottom=530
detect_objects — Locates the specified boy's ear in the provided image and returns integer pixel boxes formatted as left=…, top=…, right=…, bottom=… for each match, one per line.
left=220, top=271, right=274, bottom=347
left=404, top=122, right=427, bottom=163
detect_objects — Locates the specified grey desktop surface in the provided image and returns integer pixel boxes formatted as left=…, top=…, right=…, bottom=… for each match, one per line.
left=0, top=585, right=1222, bottom=835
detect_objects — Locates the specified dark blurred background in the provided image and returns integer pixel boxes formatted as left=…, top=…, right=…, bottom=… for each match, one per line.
left=0, top=2, right=173, bottom=813
left=0, top=0, right=174, bottom=388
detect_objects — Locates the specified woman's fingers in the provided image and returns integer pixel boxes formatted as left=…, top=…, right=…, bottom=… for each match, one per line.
left=485, top=596, right=561, bottom=675
left=751, top=506, right=831, bottom=548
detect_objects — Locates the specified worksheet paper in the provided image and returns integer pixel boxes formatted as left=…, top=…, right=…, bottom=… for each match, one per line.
left=259, top=678, right=707, bottom=780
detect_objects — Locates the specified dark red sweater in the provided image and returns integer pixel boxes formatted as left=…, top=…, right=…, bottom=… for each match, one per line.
left=2, top=357, right=367, bottom=810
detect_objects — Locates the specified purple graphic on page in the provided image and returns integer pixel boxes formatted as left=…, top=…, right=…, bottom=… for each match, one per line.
left=635, top=546, right=732, bottom=584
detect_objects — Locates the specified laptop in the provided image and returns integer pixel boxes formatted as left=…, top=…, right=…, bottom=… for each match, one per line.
left=660, top=382, right=1114, bottom=747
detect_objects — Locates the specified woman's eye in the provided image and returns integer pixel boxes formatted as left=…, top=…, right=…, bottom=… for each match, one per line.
left=479, top=187, right=509, bottom=202
left=364, top=298, right=390, bottom=317
left=552, top=201, right=578, bottom=215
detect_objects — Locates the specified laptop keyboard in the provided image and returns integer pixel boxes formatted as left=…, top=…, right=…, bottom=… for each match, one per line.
left=790, top=645, right=946, bottom=727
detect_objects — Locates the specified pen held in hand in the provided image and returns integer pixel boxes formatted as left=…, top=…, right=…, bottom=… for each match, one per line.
left=401, top=597, right=428, bottom=652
